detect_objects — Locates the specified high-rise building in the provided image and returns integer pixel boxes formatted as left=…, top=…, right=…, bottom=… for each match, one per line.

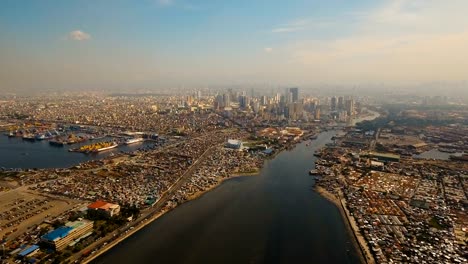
left=331, top=96, right=337, bottom=111
left=337, top=96, right=344, bottom=110
left=274, top=93, right=281, bottom=103
left=239, top=95, right=250, bottom=109
left=223, top=93, right=231, bottom=108
left=215, top=94, right=224, bottom=109
left=289, top=87, right=299, bottom=102
left=315, top=108, right=320, bottom=120
left=345, top=99, right=355, bottom=116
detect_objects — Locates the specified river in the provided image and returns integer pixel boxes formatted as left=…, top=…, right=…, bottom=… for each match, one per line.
left=93, top=130, right=361, bottom=264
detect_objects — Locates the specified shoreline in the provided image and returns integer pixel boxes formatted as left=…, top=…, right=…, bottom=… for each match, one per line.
left=187, top=171, right=260, bottom=201
left=314, top=186, right=375, bottom=264
left=77, top=131, right=368, bottom=263
left=82, top=171, right=261, bottom=264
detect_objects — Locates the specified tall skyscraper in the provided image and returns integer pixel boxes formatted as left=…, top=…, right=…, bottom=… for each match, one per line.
left=289, top=87, right=299, bottom=103
left=315, top=108, right=320, bottom=120
left=337, top=96, right=344, bottom=110
left=215, top=94, right=224, bottom=109
left=223, top=93, right=230, bottom=108
left=331, top=96, right=337, bottom=111
left=345, top=99, right=355, bottom=116
left=239, top=95, right=250, bottom=109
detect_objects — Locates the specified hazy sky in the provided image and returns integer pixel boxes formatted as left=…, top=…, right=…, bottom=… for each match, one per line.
left=1, top=0, right=468, bottom=92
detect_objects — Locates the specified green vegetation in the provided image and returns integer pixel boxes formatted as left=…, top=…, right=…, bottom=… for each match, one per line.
left=90, top=205, right=140, bottom=237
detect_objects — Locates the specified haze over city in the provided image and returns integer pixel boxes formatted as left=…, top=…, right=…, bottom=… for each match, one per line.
left=0, top=1, right=467, bottom=264
left=1, top=0, right=468, bottom=94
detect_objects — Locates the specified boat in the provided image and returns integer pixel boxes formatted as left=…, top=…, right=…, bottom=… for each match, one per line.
left=75, top=141, right=119, bottom=153
left=49, top=140, right=65, bottom=146
left=309, top=169, right=319, bottom=175
left=35, top=131, right=54, bottom=140
left=35, top=134, right=46, bottom=140
left=94, top=142, right=118, bottom=152
left=124, top=138, right=144, bottom=145
left=89, top=135, right=106, bottom=140
left=22, top=134, right=36, bottom=141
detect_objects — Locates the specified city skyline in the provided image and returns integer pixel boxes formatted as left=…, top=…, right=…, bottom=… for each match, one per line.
left=2, top=0, right=468, bottom=92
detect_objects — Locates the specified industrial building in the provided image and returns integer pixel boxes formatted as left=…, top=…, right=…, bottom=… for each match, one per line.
left=226, top=139, right=243, bottom=150
left=18, top=245, right=40, bottom=258
left=41, top=220, right=94, bottom=251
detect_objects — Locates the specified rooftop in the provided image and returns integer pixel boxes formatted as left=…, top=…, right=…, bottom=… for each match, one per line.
left=41, top=226, right=73, bottom=242
left=18, top=245, right=39, bottom=257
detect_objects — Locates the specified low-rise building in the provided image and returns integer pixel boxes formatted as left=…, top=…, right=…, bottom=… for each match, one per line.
left=87, top=200, right=121, bottom=218
left=226, top=139, right=243, bottom=150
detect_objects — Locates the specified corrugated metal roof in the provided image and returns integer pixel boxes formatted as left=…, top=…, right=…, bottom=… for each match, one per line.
left=18, top=245, right=39, bottom=257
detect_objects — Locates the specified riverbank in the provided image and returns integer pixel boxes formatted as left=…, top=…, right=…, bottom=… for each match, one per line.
left=88, top=129, right=365, bottom=264
left=187, top=171, right=260, bottom=201
left=314, top=186, right=375, bottom=264
left=83, top=131, right=358, bottom=264
left=83, top=171, right=261, bottom=264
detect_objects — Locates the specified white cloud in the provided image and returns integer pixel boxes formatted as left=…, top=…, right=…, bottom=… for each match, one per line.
left=68, top=30, right=91, bottom=41
left=264, top=47, right=273, bottom=53
left=272, top=18, right=309, bottom=33
left=283, top=0, right=468, bottom=83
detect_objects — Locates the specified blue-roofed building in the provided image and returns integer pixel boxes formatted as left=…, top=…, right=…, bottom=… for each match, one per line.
left=41, top=220, right=93, bottom=251
left=41, top=226, right=73, bottom=242
left=18, top=245, right=39, bottom=257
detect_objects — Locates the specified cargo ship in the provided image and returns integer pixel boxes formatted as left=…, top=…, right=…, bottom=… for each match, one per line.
left=94, top=143, right=118, bottom=152
left=74, top=141, right=119, bottom=153
left=124, top=137, right=144, bottom=145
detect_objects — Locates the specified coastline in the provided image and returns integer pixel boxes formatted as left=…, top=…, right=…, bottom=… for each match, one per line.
left=82, top=171, right=260, bottom=264
left=314, top=186, right=375, bottom=264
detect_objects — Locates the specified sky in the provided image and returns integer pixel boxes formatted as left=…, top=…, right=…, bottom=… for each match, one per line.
left=1, top=0, right=468, bottom=92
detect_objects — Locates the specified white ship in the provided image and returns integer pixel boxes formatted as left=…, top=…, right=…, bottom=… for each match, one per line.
left=124, top=137, right=144, bottom=145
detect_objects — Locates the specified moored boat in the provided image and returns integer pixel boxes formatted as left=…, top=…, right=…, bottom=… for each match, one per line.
left=124, top=137, right=144, bottom=145
left=309, top=169, right=319, bottom=175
